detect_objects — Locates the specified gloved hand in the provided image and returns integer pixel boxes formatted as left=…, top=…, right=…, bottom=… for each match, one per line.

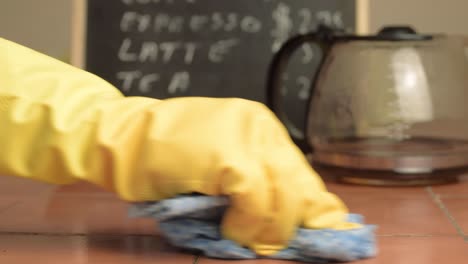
left=0, top=38, right=359, bottom=255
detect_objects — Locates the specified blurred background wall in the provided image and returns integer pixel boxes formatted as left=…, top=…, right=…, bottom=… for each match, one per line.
left=0, top=0, right=72, bottom=60
left=368, top=0, right=468, bottom=34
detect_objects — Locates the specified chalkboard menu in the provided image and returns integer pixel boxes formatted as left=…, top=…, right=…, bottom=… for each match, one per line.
left=77, top=0, right=357, bottom=140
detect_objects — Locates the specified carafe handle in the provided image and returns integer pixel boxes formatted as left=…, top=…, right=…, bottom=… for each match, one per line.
left=266, top=24, right=335, bottom=152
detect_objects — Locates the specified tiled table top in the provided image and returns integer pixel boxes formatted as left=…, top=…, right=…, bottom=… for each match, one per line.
left=0, top=174, right=467, bottom=264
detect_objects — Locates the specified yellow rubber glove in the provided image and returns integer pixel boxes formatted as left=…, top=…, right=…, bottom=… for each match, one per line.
left=0, top=38, right=359, bottom=255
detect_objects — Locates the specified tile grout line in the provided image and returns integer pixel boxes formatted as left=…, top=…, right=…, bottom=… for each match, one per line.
left=426, top=187, right=467, bottom=241
left=377, top=234, right=456, bottom=238
left=439, top=194, right=468, bottom=199
left=0, top=231, right=160, bottom=238
left=0, top=201, right=23, bottom=215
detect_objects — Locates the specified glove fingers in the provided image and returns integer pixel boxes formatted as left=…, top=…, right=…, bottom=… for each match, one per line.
left=220, top=106, right=309, bottom=256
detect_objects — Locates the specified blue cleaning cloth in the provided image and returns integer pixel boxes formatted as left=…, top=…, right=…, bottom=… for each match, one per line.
left=128, top=195, right=377, bottom=263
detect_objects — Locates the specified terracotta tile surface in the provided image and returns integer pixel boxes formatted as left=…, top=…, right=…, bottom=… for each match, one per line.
left=325, top=181, right=428, bottom=199
left=0, top=185, right=157, bottom=235
left=0, top=175, right=53, bottom=196
left=349, top=237, right=468, bottom=264
left=0, top=198, right=21, bottom=213
left=51, top=181, right=113, bottom=195
left=0, top=234, right=195, bottom=264
left=439, top=198, right=468, bottom=235
left=325, top=180, right=458, bottom=236
left=339, top=194, right=457, bottom=236
left=0, top=174, right=467, bottom=263
left=431, top=174, right=468, bottom=197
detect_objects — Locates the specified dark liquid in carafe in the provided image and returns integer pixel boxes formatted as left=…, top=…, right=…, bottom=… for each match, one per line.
left=322, top=136, right=468, bottom=155
left=309, top=136, right=468, bottom=186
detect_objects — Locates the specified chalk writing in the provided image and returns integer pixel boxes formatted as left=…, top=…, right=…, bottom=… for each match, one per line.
left=297, top=76, right=311, bottom=100
left=297, top=8, right=310, bottom=34
left=316, top=10, right=344, bottom=28
left=91, top=0, right=355, bottom=98
left=122, top=0, right=195, bottom=5
left=208, top=39, right=239, bottom=63
left=271, top=2, right=292, bottom=52
left=118, top=39, right=201, bottom=64
left=117, top=38, right=237, bottom=64
left=168, top=71, right=190, bottom=94
left=301, top=44, right=314, bottom=64
left=120, top=11, right=262, bottom=34
left=279, top=74, right=312, bottom=100
left=116, top=70, right=190, bottom=94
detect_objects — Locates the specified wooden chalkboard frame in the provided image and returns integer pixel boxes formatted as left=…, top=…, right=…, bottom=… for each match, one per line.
left=70, top=0, right=370, bottom=69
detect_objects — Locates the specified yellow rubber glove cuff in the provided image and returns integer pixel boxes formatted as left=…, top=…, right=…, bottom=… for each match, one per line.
left=0, top=38, right=360, bottom=256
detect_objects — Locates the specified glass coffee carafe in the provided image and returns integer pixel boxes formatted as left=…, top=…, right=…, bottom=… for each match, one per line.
left=267, top=25, right=468, bottom=185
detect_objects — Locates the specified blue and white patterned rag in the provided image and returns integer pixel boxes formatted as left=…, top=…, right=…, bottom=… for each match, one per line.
left=128, top=195, right=377, bottom=263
